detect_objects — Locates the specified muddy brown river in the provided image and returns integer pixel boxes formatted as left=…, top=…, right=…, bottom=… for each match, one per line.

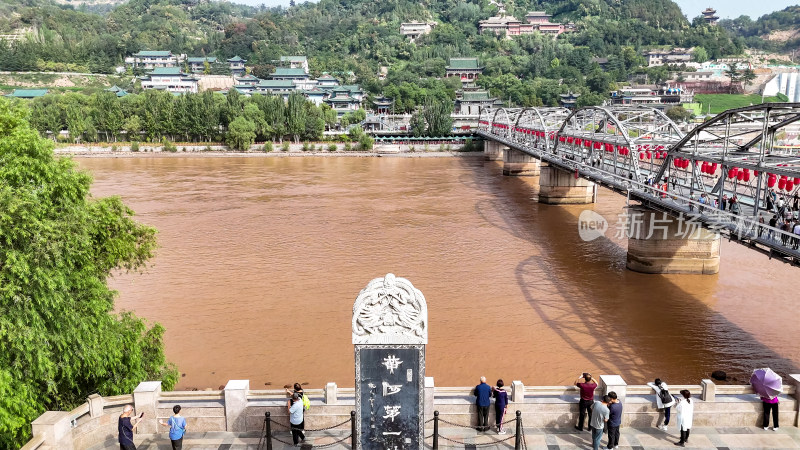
left=76, top=155, right=800, bottom=390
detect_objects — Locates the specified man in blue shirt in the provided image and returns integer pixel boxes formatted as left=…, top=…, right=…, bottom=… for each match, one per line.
left=606, top=392, right=622, bottom=449
left=473, top=376, right=492, bottom=432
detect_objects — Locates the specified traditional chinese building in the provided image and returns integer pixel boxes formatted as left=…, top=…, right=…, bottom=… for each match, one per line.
left=105, top=85, right=129, bottom=97
left=270, top=67, right=310, bottom=82
left=4, top=89, right=48, bottom=99
left=609, top=84, right=694, bottom=109
left=479, top=11, right=573, bottom=37
left=140, top=67, right=198, bottom=94
left=227, top=56, right=247, bottom=76
left=186, top=57, right=217, bottom=73
left=455, top=90, right=496, bottom=116
left=400, top=22, right=436, bottom=42
left=559, top=92, right=580, bottom=109
left=317, top=74, right=340, bottom=88
left=325, top=86, right=362, bottom=116
left=280, top=56, right=309, bottom=74
left=372, top=96, right=393, bottom=114
left=702, top=7, right=719, bottom=26
left=644, top=48, right=693, bottom=67
left=125, top=51, right=177, bottom=70
left=445, top=58, right=484, bottom=81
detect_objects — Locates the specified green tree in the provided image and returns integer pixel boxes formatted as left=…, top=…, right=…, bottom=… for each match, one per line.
left=665, top=105, right=693, bottom=123
left=226, top=115, right=256, bottom=150
left=741, top=67, right=757, bottom=89
left=286, top=92, right=307, bottom=144
left=422, top=99, right=453, bottom=137
left=0, top=98, right=176, bottom=448
left=410, top=109, right=425, bottom=137
left=725, top=65, right=741, bottom=93
left=692, top=47, right=709, bottom=63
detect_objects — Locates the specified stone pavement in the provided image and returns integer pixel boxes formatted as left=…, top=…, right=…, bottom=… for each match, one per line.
left=112, top=426, right=800, bottom=449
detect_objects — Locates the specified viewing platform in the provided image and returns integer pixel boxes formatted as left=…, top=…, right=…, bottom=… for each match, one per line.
left=22, top=375, right=800, bottom=449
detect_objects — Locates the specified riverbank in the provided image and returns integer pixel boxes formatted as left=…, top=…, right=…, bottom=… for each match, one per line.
left=61, top=150, right=483, bottom=158
left=54, top=141, right=478, bottom=157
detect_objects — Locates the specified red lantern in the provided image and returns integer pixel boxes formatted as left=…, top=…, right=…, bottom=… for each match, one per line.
left=737, top=171, right=744, bottom=181
left=567, top=136, right=574, bottom=144
left=728, top=169, right=736, bottom=179
left=787, top=180, right=795, bottom=191
left=768, top=177, right=777, bottom=188
left=794, top=177, right=800, bottom=184
left=744, top=172, right=751, bottom=182
left=646, top=151, right=652, bottom=159
left=754, top=171, right=759, bottom=176
left=711, top=163, right=718, bottom=172
left=778, top=178, right=787, bottom=190
left=683, top=159, right=691, bottom=169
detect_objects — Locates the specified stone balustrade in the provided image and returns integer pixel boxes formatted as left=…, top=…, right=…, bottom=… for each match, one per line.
left=24, top=375, right=800, bottom=449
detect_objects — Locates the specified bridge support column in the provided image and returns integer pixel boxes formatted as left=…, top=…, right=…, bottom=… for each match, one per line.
left=625, top=206, right=720, bottom=275
left=484, top=140, right=504, bottom=161
left=503, top=148, right=540, bottom=176
left=538, top=166, right=596, bottom=204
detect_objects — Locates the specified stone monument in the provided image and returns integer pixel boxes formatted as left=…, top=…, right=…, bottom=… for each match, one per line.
left=353, top=273, right=427, bottom=449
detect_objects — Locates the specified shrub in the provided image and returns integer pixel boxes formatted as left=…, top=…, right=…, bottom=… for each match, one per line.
left=281, top=141, right=290, bottom=152
left=423, top=143, right=430, bottom=152
left=111, top=145, right=117, bottom=152
left=181, top=147, right=187, bottom=152
left=328, top=143, right=338, bottom=152
left=130, top=141, right=139, bottom=152
left=264, top=141, right=273, bottom=152
left=408, top=145, right=416, bottom=152
left=358, top=134, right=374, bottom=151
left=162, top=138, right=177, bottom=153
left=343, top=142, right=352, bottom=151
left=204, top=145, right=212, bottom=152
left=302, top=142, right=310, bottom=151
left=438, top=143, right=446, bottom=152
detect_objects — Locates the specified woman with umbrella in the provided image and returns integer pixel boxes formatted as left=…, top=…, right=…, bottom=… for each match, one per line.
left=751, top=368, right=782, bottom=430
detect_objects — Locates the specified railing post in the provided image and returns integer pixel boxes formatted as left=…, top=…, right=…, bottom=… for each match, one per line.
left=433, top=411, right=439, bottom=450
left=514, top=411, right=522, bottom=450
left=265, top=412, right=272, bottom=450
left=351, top=410, right=357, bottom=449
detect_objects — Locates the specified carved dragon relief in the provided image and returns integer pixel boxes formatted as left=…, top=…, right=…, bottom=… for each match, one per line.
left=352, top=273, right=428, bottom=345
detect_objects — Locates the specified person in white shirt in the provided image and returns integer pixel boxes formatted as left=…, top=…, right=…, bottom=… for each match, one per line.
left=675, top=390, right=694, bottom=447
left=647, top=378, right=675, bottom=431
left=288, top=393, right=305, bottom=445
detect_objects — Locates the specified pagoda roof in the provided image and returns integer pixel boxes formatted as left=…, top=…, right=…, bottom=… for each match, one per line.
left=149, top=67, right=186, bottom=76
left=447, top=58, right=482, bottom=70
left=272, top=68, right=308, bottom=77
left=6, top=89, right=48, bottom=98
left=257, top=80, right=296, bottom=89
left=187, top=57, right=217, bottom=63
left=227, top=56, right=246, bottom=62
left=134, top=50, right=172, bottom=57
left=461, top=91, right=492, bottom=101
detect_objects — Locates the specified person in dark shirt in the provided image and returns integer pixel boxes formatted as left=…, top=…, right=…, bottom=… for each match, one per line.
left=472, top=376, right=492, bottom=432
left=575, top=373, right=597, bottom=431
left=492, top=379, right=510, bottom=434
left=118, top=404, right=144, bottom=450
left=606, top=391, right=623, bottom=449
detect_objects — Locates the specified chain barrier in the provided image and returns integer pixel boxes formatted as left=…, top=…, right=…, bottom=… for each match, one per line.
left=436, top=433, right=517, bottom=447
left=269, top=417, right=352, bottom=433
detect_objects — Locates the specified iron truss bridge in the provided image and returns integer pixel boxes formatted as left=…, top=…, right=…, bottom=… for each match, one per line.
left=477, top=104, right=800, bottom=266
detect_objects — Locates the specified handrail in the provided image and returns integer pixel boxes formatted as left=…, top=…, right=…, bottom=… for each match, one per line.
left=19, top=433, right=46, bottom=450
left=103, top=395, right=134, bottom=407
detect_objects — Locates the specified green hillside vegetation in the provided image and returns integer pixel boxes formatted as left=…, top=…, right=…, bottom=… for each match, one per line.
left=694, top=94, right=786, bottom=114
left=0, top=0, right=745, bottom=110
left=721, top=6, right=800, bottom=53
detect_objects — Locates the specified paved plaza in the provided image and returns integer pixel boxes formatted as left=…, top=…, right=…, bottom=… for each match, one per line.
left=107, top=426, right=800, bottom=449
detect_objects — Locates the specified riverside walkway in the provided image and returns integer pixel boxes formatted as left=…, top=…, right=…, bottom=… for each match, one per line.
left=101, top=426, right=800, bottom=449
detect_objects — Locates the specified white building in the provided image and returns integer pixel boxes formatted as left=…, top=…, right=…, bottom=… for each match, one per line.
left=140, top=67, right=198, bottom=94
left=280, top=56, right=309, bottom=74
left=645, top=48, right=693, bottom=67
left=125, top=51, right=178, bottom=70
left=400, top=22, right=436, bottom=42
left=763, top=72, right=800, bottom=102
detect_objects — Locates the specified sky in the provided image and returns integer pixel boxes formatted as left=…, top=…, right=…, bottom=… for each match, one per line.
left=235, top=1, right=798, bottom=20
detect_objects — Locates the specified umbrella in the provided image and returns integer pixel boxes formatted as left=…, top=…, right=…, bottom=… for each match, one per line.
left=750, top=368, right=783, bottom=399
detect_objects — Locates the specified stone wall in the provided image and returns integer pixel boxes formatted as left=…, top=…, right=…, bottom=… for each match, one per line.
left=24, top=375, right=800, bottom=449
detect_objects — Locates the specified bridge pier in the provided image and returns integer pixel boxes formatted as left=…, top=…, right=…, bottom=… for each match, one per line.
left=503, top=148, right=540, bottom=176
left=538, top=166, right=596, bottom=204
left=484, top=140, right=504, bottom=161
left=625, top=205, right=720, bottom=275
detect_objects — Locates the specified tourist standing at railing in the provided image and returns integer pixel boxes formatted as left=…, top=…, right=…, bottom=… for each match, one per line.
left=778, top=196, right=786, bottom=215
left=575, top=373, right=597, bottom=432
left=730, top=196, right=741, bottom=215
left=589, top=395, right=610, bottom=450
left=472, top=376, right=492, bottom=432
left=782, top=221, right=792, bottom=246
left=792, top=221, right=800, bottom=250
left=288, top=393, right=306, bottom=445
left=606, top=391, right=622, bottom=450
left=119, top=405, right=144, bottom=450
left=766, top=189, right=776, bottom=212
left=768, top=215, right=778, bottom=241
left=647, top=378, right=675, bottom=431
left=674, top=390, right=694, bottom=447
left=492, top=379, right=509, bottom=434
left=761, top=395, right=780, bottom=430
left=721, top=194, right=728, bottom=211
left=158, top=405, right=186, bottom=450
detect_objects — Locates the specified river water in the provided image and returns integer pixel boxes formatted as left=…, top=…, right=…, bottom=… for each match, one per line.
left=77, top=155, right=800, bottom=390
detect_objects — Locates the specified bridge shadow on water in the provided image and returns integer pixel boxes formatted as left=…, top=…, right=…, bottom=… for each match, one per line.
left=454, top=156, right=799, bottom=385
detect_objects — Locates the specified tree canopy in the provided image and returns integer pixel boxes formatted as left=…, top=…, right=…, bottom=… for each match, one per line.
left=0, top=97, right=177, bottom=448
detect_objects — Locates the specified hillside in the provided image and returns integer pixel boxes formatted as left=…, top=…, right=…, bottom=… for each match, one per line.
left=721, top=6, right=800, bottom=53
left=0, top=0, right=743, bottom=109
